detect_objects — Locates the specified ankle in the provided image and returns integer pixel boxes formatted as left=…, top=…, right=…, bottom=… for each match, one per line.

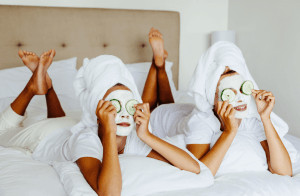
left=24, top=84, right=35, bottom=97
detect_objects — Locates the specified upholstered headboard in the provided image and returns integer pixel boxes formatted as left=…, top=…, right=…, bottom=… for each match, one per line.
left=0, top=5, right=180, bottom=88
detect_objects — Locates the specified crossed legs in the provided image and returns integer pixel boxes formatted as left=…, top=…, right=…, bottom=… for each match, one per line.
left=142, top=28, right=174, bottom=111
left=11, top=50, right=65, bottom=118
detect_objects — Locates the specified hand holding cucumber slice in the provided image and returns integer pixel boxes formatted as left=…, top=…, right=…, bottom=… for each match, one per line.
left=221, top=89, right=236, bottom=103
left=241, top=80, right=254, bottom=95
left=126, top=99, right=139, bottom=115
left=110, top=99, right=121, bottom=113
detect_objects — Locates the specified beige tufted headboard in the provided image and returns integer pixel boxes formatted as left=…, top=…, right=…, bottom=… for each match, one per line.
left=0, top=5, right=180, bottom=88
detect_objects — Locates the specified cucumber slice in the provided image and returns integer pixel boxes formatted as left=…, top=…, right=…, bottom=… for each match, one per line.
left=110, top=99, right=121, bottom=113
left=125, top=99, right=139, bottom=115
left=241, top=80, right=254, bottom=95
left=221, top=89, right=236, bottom=103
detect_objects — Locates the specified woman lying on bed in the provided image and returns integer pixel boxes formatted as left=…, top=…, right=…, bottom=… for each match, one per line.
left=150, top=41, right=296, bottom=177
left=0, top=29, right=200, bottom=196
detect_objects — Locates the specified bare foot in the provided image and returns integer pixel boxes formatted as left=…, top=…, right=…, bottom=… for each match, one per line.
left=18, top=50, right=52, bottom=88
left=149, top=27, right=165, bottom=67
left=27, top=49, right=55, bottom=95
left=18, top=50, right=40, bottom=71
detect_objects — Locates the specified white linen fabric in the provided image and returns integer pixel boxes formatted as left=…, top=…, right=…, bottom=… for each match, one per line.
left=187, top=41, right=298, bottom=163
left=70, top=55, right=152, bottom=160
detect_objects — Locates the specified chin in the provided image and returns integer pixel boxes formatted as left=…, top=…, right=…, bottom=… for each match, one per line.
left=116, top=126, right=134, bottom=136
left=235, top=110, right=249, bottom=119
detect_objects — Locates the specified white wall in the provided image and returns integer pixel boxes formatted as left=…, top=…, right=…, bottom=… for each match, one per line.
left=0, top=0, right=228, bottom=90
left=228, top=0, right=300, bottom=137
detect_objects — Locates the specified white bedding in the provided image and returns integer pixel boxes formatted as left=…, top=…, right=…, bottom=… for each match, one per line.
left=1, top=134, right=300, bottom=196
left=1, top=90, right=300, bottom=195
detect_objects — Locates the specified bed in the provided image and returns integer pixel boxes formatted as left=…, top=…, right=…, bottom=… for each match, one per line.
left=1, top=5, right=300, bottom=196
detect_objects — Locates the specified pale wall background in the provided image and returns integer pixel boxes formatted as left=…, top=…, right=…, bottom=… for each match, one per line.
left=0, top=0, right=229, bottom=91
left=228, top=0, right=300, bottom=137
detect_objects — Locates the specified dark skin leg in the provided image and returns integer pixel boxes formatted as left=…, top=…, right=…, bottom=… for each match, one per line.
left=46, top=87, right=65, bottom=118
left=142, top=28, right=174, bottom=111
left=12, top=50, right=65, bottom=118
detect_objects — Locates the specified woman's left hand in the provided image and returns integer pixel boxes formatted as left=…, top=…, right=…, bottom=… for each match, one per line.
left=134, top=103, right=151, bottom=140
left=252, top=89, right=275, bottom=119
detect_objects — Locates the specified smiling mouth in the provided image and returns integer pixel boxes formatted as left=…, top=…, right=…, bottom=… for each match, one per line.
left=234, top=104, right=247, bottom=111
left=117, top=122, right=130, bottom=127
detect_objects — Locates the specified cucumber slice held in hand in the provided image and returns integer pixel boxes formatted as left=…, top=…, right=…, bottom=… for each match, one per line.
left=241, top=80, right=254, bottom=95
left=221, top=89, right=236, bottom=103
left=110, top=99, right=121, bottom=113
left=126, top=99, right=139, bottom=115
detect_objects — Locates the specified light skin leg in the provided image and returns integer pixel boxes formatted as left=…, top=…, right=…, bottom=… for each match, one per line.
left=142, top=28, right=174, bottom=111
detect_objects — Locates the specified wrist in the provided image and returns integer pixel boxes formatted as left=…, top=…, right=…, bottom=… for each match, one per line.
left=223, top=129, right=237, bottom=137
left=260, top=115, right=271, bottom=122
left=138, top=129, right=152, bottom=142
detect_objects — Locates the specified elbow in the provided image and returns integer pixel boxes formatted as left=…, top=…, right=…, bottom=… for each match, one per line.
left=97, top=185, right=121, bottom=196
left=97, top=189, right=121, bottom=196
left=270, top=167, right=293, bottom=177
left=190, top=160, right=201, bottom=174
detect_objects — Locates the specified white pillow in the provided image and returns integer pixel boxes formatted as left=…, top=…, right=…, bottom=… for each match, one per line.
left=53, top=135, right=214, bottom=196
left=126, top=61, right=178, bottom=98
left=0, top=57, right=77, bottom=99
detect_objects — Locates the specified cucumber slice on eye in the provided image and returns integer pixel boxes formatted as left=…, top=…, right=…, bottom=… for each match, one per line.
left=110, top=99, right=121, bottom=113
left=221, top=89, right=236, bottom=103
left=125, top=99, right=139, bottom=115
left=241, top=80, right=254, bottom=95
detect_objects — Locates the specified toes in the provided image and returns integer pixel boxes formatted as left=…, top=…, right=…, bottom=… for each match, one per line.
left=50, top=49, right=56, bottom=58
left=18, top=50, right=25, bottom=58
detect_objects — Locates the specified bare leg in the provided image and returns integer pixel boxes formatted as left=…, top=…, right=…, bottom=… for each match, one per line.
left=142, top=28, right=174, bottom=111
left=46, top=87, right=65, bottom=118
left=18, top=50, right=65, bottom=118
left=142, top=59, right=158, bottom=111
left=11, top=50, right=54, bottom=116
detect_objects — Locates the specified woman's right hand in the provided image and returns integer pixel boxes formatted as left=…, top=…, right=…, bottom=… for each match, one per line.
left=216, top=101, right=239, bottom=134
left=96, top=100, right=117, bottom=135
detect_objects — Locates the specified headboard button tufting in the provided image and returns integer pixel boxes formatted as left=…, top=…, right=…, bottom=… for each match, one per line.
left=141, top=43, right=146, bottom=48
left=103, top=43, right=108, bottom=48
left=61, top=43, right=66, bottom=47
left=17, top=42, right=23, bottom=47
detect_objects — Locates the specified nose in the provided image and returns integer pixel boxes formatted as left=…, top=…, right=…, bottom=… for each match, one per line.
left=121, top=114, right=129, bottom=119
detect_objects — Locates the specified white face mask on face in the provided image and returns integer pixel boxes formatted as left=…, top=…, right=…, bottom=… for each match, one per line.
left=218, top=74, right=253, bottom=119
left=105, top=90, right=136, bottom=136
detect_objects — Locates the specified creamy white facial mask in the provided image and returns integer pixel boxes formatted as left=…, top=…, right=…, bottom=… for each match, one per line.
left=105, top=90, right=135, bottom=136
left=218, top=74, right=251, bottom=119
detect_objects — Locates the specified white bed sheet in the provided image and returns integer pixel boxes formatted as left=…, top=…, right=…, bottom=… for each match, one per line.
left=1, top=92, right=300, bottom=196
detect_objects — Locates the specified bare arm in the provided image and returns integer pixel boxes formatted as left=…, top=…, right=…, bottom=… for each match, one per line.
left=135, top=103, right=200, bottom=174
left=253, top=90, right=292, bottom=176
left=77, top=100, right=122, bottom=196
left=260, top=120, right=292, bottom=176
left=187, top=101, right=238, bottom=176
left=187, top=132, right=236, bottom=176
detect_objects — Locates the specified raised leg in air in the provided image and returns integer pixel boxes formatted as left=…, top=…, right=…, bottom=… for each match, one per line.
left=17, top=50, right=65, bottom=118
left=142, top=28, right=174, bottom=111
